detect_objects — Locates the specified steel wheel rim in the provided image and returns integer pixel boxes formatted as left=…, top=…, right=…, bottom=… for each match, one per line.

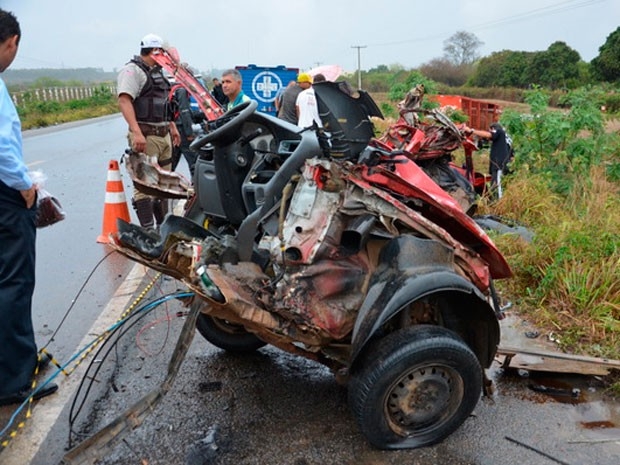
left=384, top=364, right=465, bottom=436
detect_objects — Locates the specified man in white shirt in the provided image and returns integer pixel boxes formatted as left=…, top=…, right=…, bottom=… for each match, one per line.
left=295, top=73, right=322, bottom=128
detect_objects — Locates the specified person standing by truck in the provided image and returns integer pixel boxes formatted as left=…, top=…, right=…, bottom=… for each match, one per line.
left=295, top=73, right=321, bottom=128
left=211, top=77, right=228, bottom=107
left=221, top=69, right=251, bottom=111
left=275, top=80, right=295, bottom=116
left=169, top=83, right=199, bottom=176
left=277, top=77, right=302, bottom=124
left=465, top=122, right=511, bottom=198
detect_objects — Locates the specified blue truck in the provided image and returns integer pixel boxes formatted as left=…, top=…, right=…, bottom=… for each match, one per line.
left=235, top=64, right=299, bottom=117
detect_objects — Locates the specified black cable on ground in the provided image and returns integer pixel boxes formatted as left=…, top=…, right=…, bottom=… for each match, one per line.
left=505, top=436, right=572, bottom=465
left=67, top=291, right=193, bottom=448
left=1, top=251, right=123, bottom=448
left=0, top=253, right=178, bottom=450
left=61, top=294, right=200, bottom=465
left=40, top=250, right=116, bottom=351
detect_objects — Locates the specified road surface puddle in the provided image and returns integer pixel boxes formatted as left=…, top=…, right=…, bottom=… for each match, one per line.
left=497, top=368, right=620, bottom=441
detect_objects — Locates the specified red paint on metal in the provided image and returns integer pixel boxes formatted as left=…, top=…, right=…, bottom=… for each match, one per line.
left=429, top=95, right=501, bottom=130
left=152, top=48, right=225, bottom=121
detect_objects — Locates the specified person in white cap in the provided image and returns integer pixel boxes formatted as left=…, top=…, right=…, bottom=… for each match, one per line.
left=117, top=33, right=180, bottom=229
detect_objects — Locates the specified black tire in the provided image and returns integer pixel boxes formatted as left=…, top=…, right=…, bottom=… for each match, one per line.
left=348, top=325, right=483, bottom=450
left=193, top=301, right=266, bottom=353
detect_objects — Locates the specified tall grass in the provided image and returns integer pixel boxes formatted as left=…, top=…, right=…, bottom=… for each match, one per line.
left=492, top=170, right=619, bottom=355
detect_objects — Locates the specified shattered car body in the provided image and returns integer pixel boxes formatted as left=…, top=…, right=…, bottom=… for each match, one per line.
left=111, top=79, right=511, bottom=450
left=376, top=84, right=490, bottom=213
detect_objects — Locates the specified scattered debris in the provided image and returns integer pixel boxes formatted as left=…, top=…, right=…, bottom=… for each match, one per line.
left=498, top=314, right=620, bottom=376
left=505, top=436, right=572, bottom=465
left=497, top=345, right=620, bottom=376
left=185, top=425, right=220, bottom=465
left=528, top=382, right=582, bottom=403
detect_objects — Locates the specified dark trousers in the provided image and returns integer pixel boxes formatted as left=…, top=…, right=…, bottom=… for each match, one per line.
left=171, top=132, right=198, bottom=177
left=0, top=180, right=37, bottom=396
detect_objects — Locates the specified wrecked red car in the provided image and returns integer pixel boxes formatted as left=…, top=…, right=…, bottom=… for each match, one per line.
left=111, top=78, right=511, bottom=450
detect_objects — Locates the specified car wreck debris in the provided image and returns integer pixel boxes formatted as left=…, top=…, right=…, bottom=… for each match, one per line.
left=105, top=58, right=516, bottom=450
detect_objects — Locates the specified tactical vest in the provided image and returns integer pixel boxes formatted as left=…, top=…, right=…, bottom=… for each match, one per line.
left=130, top=57, right=171, bottom=123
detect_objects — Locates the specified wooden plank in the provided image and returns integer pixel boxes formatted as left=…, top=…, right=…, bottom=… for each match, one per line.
left=498, top=345, right=620, bottom=368
left=496, top=345, right=620, bottom=375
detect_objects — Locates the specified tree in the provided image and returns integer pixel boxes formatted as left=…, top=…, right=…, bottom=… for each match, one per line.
left=469, top=50, right=533, bottom=88
left=468, top=51, right=506, bottom=87
left=443, top=31, right=483, bottom=66
left=388, top=70, right=438, bottom=103
left=469, top=44, right=583, bottom=89
left=501, top=51, right=535, bottom=88
left=419, top=58, right=470, bottom=87
left=369, top=64, right=389, bottom=73
left=526, top=41, right=581, bottom=89
left=591, top=27, right=620, bottom=82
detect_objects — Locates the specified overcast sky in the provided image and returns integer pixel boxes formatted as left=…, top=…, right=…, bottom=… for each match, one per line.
left=3, top=0, right=618, bottom=75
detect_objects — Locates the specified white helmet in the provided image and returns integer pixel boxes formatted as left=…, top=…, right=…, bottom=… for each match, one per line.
left=140, top=33, right=163, bottom=49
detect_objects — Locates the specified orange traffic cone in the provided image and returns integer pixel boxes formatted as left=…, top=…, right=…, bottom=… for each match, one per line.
left=97, top=159, right=130, bottom=244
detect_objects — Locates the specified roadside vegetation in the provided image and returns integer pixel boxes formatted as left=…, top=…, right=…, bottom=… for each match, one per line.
left=374, top=79, right=620, bottom=378
left=484, top=87, right=620, bottom=361
left=10, top=29, right=620, bottom=390
left=14, top=79, right=117, bottom=130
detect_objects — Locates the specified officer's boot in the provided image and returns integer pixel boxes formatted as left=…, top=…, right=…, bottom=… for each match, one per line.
left=133, top=198, right=155, bottom=229
left=153, top=198, right=169, bottom=227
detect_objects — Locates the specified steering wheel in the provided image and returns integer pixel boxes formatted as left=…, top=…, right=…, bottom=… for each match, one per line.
left=190, top=100, right=258, bottom=150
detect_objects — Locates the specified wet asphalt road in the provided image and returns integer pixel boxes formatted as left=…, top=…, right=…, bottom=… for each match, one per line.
left=24, top=115, right=137, bottom=362
left=53, top=277, right=620, bottom=465
left=1, top=116, right=618, bottom=465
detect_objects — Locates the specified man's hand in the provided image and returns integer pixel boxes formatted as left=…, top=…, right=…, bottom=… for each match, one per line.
left=131, top=131, right=147, bottom=153
left=170, top=123, right=181, bottom=147
left=461, top=125, right=474, bottom=136
left=20, top=185, right=37, bottom=209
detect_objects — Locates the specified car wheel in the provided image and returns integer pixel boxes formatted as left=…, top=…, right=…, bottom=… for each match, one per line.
left=348, top=325, right=482, bottom=449
left=193, top=301, right=266, bottom=353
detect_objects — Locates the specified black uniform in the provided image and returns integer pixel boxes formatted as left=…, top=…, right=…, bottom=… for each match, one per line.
left=488, top=123, right=510, bottom=188
left=170, top=85, right=199, bottom=176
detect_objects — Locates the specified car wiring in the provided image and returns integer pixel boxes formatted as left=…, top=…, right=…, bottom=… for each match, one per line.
left=66, top=290, right=192, bottom=448
left=0, top=249, right=194, bottom=452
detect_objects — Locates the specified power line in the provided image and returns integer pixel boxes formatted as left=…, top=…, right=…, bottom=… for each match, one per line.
left=367, top=0, right=606, bottom=48
left=467, top=0, right=605, bottom=32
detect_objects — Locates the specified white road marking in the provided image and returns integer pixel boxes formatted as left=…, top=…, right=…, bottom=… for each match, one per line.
left=1, top=263, right=146, bottom=465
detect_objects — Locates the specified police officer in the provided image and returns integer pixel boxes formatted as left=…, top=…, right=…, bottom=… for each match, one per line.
left=117, top=34, right=180, bottom=228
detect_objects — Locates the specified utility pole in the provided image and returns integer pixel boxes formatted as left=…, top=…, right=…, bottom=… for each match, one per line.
left=351, top=45, right=366, bottom=90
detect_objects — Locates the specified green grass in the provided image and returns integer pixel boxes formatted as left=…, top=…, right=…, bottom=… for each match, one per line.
left=485, top=149, right=620, bottom=359
left=17, top=85, right=118, bottom=130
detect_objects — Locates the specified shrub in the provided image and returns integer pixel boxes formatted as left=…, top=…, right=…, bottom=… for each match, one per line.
left=492, top=86, right=620, bottom=357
